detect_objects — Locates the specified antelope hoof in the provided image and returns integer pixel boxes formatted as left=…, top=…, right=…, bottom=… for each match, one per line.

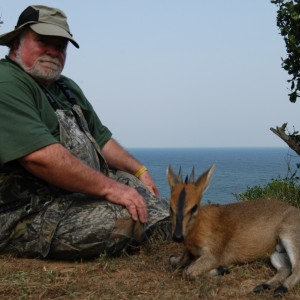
left=253, top=283, right=271, bottom=293
left=273, top=285, right=288, bottom=297
left=169, top=255, right=179, bottom=268
left=183, top=268, right=197, bottom=281
left=216, top=266, right=230, bottom=276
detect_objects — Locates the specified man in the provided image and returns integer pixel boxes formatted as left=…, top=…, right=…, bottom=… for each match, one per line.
left=0, top=5, right=170, bottom=259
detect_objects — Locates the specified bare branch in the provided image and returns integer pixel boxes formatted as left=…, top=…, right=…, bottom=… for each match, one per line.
left=270, top=123, right=300, bottom=156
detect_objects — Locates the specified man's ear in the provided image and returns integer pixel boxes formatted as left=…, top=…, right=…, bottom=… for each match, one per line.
left=10, top=38, right=21, bottom=56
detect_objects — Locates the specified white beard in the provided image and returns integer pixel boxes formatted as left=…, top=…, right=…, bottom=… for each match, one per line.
left=15, top=43, right=63, bottom=82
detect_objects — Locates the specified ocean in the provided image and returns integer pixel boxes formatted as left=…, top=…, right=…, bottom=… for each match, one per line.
left=129, top=147, right=300, bottom=204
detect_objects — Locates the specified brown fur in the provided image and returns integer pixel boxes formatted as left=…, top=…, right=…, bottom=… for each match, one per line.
left=168, top=164, right=300, bottom=297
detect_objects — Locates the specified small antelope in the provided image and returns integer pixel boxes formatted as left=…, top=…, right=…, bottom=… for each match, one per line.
left=168, top=164, right=300, bottom=297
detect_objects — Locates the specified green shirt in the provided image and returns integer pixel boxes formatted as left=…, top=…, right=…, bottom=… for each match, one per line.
left=0, top=58, right=112, bottom=166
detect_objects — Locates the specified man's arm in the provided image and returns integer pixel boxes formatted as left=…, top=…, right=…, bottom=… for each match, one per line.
left=18, top=143, right=148, bottom=223
left=102, top=138, right=159, bottom=196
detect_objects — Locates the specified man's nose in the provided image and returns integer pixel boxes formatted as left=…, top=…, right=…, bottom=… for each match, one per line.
left=45, top=44, right=65, bottom=57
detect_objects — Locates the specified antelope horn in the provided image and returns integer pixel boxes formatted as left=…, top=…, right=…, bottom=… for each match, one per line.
left=178, top=166, right=183, bottom=183
left=189, top=167, right=195, bottom=183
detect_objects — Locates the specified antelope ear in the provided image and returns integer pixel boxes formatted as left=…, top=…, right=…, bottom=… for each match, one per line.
left=195, top=164, right=215, bottom=196
left=167, top=165, right=180, bottom=189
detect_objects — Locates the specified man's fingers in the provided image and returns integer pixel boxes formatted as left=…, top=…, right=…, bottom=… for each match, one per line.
left=137, top=204, right=148, bottom=223
left=127, top=202, right=138, bottom=222
left=151, top=185, right=159, bottom=197
left=126, top=198, right=148, bottom=223
left=106, top=182, right=148, bottom=223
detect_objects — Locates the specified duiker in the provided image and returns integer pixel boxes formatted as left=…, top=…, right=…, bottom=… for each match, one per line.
left=168, top=164, right=300, bottom=297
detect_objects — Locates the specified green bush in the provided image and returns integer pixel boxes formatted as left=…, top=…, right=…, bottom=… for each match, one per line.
left=235, top=177, right=300, bottom=208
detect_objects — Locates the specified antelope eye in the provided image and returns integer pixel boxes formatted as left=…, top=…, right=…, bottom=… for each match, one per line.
left=191, top=204, right=198, bottom=215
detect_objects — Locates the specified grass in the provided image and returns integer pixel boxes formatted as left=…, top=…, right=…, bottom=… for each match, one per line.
left=1, top=241, right=300, bottom=299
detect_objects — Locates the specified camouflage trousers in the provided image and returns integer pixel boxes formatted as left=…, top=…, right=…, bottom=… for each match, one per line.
left=0, top=170, right=170, bottom=259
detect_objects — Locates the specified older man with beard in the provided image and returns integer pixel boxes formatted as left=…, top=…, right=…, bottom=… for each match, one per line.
left=0, top=5, right=170, bottom=259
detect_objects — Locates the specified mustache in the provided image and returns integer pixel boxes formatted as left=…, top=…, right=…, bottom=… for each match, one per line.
left=37, top=56, right=62, bottom=68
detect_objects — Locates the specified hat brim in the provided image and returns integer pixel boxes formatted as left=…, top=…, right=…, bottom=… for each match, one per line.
left=0, top=23, right=29, bottom=46
left=0, top=22, right=79, bottom=48
left=30, top=23, right=79, bottom=48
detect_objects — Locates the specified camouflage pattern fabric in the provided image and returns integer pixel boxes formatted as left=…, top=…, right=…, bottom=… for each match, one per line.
left=56, top=104, right=109, bottom=175
left=0, top=102, right=170, bottom=259
left=50, top=170, right=170, bottom=259
left=0, top=170, right=169, bottom=259
left=0, top=169, right=73, bottom=257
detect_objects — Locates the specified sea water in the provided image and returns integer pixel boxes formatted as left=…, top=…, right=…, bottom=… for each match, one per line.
left=129, top=147, right=300, bottom=204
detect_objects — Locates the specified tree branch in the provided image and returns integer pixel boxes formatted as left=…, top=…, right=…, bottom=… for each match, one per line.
left=270, top=123, right=300, bottom=156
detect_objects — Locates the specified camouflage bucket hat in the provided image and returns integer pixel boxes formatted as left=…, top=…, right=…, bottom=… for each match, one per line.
left=0, top=5, right=79, bottom=48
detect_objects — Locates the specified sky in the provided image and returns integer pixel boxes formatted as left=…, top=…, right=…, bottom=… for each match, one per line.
left=0, top=0, right=299, bottom=148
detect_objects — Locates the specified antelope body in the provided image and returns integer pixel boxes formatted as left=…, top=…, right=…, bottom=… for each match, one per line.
left=168, top=164, right=300, bottom=297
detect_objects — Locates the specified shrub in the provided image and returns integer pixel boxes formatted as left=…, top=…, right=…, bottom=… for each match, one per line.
left=235, top=177, right=300, bottom=208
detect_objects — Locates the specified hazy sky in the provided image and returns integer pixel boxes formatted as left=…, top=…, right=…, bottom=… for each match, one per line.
left=1, top=0, right=299, bottom=148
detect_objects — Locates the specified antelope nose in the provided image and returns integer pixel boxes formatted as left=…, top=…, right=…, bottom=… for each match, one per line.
left=173, top=234, right=184, bottom=243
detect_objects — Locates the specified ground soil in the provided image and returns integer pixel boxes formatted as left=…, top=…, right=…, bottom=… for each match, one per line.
left=1, top=241, right=300, bottom=300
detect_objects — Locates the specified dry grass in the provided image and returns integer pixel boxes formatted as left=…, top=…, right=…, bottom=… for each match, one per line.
left=1, top=241, right=300, bottom=300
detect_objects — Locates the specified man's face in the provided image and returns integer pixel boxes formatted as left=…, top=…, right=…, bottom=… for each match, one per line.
left=13, top=29, right=68, bottom=85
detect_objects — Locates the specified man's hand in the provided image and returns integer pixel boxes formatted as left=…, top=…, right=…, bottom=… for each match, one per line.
left=139, top=171, right=159, bottom=197
left=102, top=139, right=160, bottom=197
left=102, top=181, right=148, bottom=223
